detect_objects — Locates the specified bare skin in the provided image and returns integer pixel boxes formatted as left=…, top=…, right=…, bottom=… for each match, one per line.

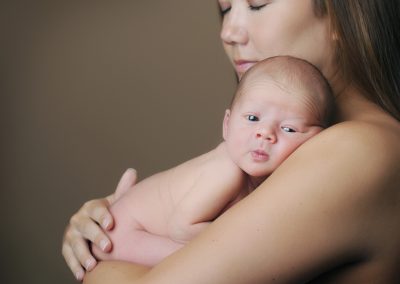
left=91, top=59, right=328, bottom=266
left=91, top=143, right=246, bottom=266
left=62, top=0, right=400, bottom=282
left=83, top=88, right=400, bottom=283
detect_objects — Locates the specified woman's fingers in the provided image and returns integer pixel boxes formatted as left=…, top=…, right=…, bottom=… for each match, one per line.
left=72, top=234, right=97, bottom=270
left=62, top=197, right=115, bottom=280
left=80, top=198, right=114, bottom=230
left=62, top=226, right=97, bottom=280
left=61, top=241, right=85, bottom=281
left=70, top=204, right=112, bottom=251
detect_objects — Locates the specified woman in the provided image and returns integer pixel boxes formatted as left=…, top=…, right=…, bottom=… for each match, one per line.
left=62, top=0, right=400, bottom=283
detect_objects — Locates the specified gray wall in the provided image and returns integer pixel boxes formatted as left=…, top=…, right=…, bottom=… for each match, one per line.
left=1, top=1, right=236, bottom=283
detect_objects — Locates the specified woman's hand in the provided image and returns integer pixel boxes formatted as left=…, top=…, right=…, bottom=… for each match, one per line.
left=62, top=168, right=138, bottom=281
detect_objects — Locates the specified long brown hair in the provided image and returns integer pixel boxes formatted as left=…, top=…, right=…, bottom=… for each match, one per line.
left=314, top=0, right=400, bottom=121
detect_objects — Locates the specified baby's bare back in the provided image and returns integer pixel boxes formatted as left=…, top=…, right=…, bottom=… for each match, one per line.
left=109, top=142, right=246, bottom=241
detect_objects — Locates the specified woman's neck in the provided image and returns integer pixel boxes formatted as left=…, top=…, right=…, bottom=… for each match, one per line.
left=333, top=84, right=397, bottom=124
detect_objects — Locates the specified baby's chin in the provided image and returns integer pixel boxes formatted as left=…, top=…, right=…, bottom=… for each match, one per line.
left=244, top=168, right=270, bottom=186
left=243, top=165, right=272, bottom=177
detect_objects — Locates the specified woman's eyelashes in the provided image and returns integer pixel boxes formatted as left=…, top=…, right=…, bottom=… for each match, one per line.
left=218, top=1, right=231, bottom=16
left=248, top=0, right=270, bottom=11
left=248, top=3, right=267, bottom=11
left=219, top=1, right=268, bottom=16
left=220, top=6, right=231, bottom=16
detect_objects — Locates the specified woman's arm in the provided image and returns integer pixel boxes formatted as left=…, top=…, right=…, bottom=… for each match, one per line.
left=84, top=261, right=149, bottom=283
left=84, top=122, right=400, bottom=283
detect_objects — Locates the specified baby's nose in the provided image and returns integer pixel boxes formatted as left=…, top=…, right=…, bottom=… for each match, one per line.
left=256, top=128, right=277, bottom=143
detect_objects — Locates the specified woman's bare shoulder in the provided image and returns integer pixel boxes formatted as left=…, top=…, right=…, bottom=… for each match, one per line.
left=203, top=119, right=400, bottom=281
left=260, top=117, right=400, bottom=238
left=268, top=118, right=400, bottom=237
left=326, top=118, right=400, bottom=149
left=261, top=119, right=399, bottom=211
left=309, top=119, right=400, bottom=180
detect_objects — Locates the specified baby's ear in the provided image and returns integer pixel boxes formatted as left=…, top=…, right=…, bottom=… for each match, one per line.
left=222, top=109, right=231, bottom=141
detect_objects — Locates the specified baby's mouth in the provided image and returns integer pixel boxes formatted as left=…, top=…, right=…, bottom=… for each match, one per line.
left=251, top=150, right=269, bottom=162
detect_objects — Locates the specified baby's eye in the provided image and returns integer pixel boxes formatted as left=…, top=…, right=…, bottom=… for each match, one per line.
left=246, top=115, right=259, bottom=122
left=281, top=126, right=296, bottom=133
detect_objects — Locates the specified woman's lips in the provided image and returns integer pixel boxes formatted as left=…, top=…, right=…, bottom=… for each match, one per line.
left=251, top=150, right=269, bottom=162
left=234, top=60, right=257, bottom=76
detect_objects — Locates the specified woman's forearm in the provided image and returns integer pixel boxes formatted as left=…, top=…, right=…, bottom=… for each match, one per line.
left=83, top=261, right=149, bottom=284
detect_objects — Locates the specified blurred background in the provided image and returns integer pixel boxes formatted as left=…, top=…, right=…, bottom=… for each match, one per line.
left=1, top=1, right=236, bottom=283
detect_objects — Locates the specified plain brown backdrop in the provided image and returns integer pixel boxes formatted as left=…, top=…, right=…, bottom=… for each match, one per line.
left=1, top=1, right=236, bottom=283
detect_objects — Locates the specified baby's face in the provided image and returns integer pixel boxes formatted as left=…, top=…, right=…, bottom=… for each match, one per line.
left=223, top=79, right=323, bottom=177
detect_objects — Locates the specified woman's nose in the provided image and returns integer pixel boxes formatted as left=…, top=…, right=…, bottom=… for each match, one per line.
left=220, top=12, right=249, bottom=45
left=256, top=128, right=277, bottom=143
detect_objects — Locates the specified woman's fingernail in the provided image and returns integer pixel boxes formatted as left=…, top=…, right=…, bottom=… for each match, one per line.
left=75, top=270, right=84, bottom=281
left=85, top=258, right=95, bottom=270
left=100, top=239, right=110, bottom=251
left=102, top=218, right=110, bottom=229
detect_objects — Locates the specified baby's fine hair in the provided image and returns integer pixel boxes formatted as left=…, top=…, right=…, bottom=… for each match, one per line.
left=233, top=56, right=335, bottom=127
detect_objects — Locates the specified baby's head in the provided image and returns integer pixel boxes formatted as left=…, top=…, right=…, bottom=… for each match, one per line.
left=223, top=56, right=335, bottom=178
left=232, top=56, right=334, bottom=128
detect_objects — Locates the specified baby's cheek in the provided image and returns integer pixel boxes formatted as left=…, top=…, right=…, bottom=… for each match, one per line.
left=269, top=146, right=292, bottom=170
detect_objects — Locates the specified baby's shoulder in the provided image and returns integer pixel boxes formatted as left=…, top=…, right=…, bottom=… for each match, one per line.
left=213, top=142, right=242, bottom=168
left=205, top=142, right=244, bottom=180
left=178, top=142, right=243, bottom=181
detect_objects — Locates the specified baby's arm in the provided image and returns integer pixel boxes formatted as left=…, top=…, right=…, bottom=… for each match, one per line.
left=168, top=142, right=246, bottom=243
left=92, top=175, right=184, bottom=266
left=93, top=143, right=244, bottom=265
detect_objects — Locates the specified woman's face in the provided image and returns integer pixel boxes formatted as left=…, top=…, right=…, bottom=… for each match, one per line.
left=219, top=0, right=335, bottom=80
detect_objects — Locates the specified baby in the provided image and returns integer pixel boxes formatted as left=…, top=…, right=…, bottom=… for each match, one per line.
left=93, top=56, right=334, bottom=266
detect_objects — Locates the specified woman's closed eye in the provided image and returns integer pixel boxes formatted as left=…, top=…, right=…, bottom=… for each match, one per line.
left=249, top=4, right=267, bottom=11
left=220, top=6, right=231, bottom=16
left=248, top=0, right=270, bottom=11
left=219, top=1, right=269, bottom=16
left=218, top=1, right=231, bottom=16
